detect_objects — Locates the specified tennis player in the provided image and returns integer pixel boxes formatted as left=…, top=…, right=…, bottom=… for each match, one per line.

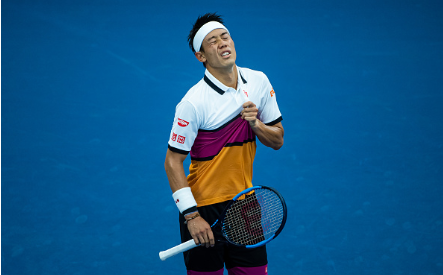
left=165, top=13, right=284, bottom=275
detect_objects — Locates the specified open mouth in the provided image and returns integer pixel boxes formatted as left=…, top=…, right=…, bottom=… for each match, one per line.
left=221, top=51, right=231, bottom=58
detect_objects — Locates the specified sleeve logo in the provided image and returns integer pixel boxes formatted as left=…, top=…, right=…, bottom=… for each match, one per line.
left=270, top=89, right=275, bottom=97
left=177, top=135, right=186, bottom=144
left=177, top=118, right=189, bottom=127
left=171, top=132, right=177, bottom=141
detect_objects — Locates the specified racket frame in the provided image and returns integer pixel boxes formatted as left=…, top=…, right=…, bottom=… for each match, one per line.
left=217, top=185, right=287, bottom=248
left=159, top=185, right=287, bottom=261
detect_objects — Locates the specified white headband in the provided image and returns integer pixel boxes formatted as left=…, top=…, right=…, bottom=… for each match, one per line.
left=193, top=21, right=229, bottom=52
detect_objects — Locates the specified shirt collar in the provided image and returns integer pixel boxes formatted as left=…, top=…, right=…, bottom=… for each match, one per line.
left=203, top=67, right=247, bottom=95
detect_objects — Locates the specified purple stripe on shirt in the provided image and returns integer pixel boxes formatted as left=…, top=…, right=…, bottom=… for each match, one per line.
left=190, top=116, right=255, bottom=160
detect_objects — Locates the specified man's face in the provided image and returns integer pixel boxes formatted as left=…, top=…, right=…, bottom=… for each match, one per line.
left=198, top=28, right=236, bottom=71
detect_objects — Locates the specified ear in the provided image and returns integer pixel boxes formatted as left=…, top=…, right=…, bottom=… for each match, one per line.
left=195, top=51, right=206, bottom=63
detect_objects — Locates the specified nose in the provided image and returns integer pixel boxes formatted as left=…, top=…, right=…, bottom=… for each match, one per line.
left=219, top=41, right=228, bottom=49
left=218, top=38, right=228, bottom=48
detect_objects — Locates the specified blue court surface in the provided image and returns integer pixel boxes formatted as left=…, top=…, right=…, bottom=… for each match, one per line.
left=2, top=0, right=443, bottom=274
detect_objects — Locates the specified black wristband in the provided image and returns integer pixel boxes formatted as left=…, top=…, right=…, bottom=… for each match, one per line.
left=182, top=206, right=198, bottom=216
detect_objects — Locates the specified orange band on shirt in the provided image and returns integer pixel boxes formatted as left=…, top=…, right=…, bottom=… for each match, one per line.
left=187, top=140, right=256, bottom=207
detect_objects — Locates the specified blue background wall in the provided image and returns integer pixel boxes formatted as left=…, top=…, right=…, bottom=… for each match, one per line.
left=2, top=0, right=443, bottom=274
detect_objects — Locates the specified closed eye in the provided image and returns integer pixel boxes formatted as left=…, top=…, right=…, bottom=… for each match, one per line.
left=221, top=32, right=229, bottom=39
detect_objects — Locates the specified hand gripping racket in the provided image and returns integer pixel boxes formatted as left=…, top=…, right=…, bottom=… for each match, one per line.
left=159, top=185, right=287, bottom=261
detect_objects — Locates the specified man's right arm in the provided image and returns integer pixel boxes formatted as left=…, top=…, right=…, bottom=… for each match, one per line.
left=164, top=148, right=189, bottom=192
left=164, top=148, right=215, bottom=248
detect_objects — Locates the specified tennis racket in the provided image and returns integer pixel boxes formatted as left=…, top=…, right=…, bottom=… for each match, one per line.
left=159, top=185, right=287, bottom=261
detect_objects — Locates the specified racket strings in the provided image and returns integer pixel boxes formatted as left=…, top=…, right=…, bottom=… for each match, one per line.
left=223, top=189, right=284, bottom=246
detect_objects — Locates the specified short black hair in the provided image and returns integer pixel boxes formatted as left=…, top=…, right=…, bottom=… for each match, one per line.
left=188, top=13, right=224, bottom=53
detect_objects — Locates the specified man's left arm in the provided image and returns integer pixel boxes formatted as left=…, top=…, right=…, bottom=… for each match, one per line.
left=241, top=101, right=284, bottom=150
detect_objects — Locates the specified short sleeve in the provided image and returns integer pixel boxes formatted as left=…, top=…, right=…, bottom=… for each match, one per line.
left=167, top=100, right=200, bottom=154
left=257, top=73, right=283, bottom=125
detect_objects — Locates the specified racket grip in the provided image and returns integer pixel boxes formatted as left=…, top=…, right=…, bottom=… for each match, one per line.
left=159, top=239, right=198, bottom=261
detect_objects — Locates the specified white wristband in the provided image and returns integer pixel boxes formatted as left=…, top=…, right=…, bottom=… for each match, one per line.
left=172, top=187, right=197, bottom=214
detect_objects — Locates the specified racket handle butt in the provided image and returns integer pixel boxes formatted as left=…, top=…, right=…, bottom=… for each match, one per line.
left=159, top=239, right=198, bottom=261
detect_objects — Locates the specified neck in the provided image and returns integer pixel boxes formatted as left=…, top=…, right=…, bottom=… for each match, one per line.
left=207, top=64, right=238, bottom=90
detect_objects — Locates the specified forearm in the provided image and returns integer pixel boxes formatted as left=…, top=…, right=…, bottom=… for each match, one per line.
left=164, top=149, right=189, bottom=192
left=165, top=149, right=199, bottom=216
left=250, top=121, right=284, bottom=150
left=241, top=101, right=284, bottom=150
left=164, top=149, right=213, bottom=246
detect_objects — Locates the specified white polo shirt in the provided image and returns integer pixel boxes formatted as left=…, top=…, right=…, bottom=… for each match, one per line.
left=167, top=66, right=282, bottom=206
left=168, top=66, right=282, bottom=154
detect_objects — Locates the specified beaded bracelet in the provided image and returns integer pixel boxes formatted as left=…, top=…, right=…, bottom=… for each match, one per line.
left=184, top=212, right=200, bottom=224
